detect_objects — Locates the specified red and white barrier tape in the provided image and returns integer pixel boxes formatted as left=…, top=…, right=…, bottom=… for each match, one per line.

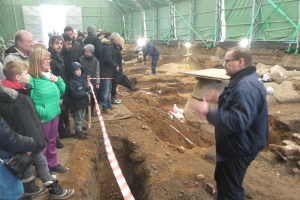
left=90, top=85, right=135, bottom=200
left=89, top=78, right=114, bottom=80
left=139, top=90, right=154, bottom=96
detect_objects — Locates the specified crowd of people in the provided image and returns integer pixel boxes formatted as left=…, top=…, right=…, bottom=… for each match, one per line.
left=0, top=24, right=126, bottom=199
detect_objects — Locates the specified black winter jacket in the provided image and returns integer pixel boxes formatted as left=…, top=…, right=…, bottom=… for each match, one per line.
left=0, top=84, right=47, bottom=157
left=84, top=34, right=102, bottom=61
left=114, top=45, right=123, bottom=82
left=0, top=116, right=36, bottom=159
left=69, top=63, right=90, bottom=112
left=206, top=66, right=269, bottom=161
left=49, top=48, right=70, bottom=103
left=100, top=38, right=117, bottom=78
left=62, top=47, right=80, bottom=80
left=72, top=40, right=82, bottom=58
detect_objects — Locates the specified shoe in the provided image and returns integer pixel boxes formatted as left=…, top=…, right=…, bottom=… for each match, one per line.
left=56, top=139, right=64, bottom=149
left=109, top=106, right=117, bottom=110
left=104, top=109, right=114, bottom=115
left=23, top=180, right=48, bottom=197
left=44, top=180, right=74, bottom=199
left=92, top=111, right=98, bottom=116
left=150, top=73, right=156, bottom=76
left=112, top=96, right=122, bottom=104
left=50, top=164, right=68, bottom=173
left=82, top=126, right=88, bottom=131
left=59, top=127, right=76, bottom=139
left=116, top=96, right=122, bottom=102
left=75, top=130, right=88, bottom=140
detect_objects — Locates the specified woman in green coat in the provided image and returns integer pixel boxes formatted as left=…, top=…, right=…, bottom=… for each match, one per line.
left=28, top=48, right=67, bottom=173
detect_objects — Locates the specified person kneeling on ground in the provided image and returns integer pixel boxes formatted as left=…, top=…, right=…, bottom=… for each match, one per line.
left=80, top=44, right=100, bottom=116
left=1, top=61, right=74, bottom=199
left=69, top=62, right=90, bottom=140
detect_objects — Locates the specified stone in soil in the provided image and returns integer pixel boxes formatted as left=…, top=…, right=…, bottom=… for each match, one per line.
left=196, top=174, right=205, bottom=180
left=205, top=183, right=216, bottom=195
left=291, top=168, right=300, bottom=175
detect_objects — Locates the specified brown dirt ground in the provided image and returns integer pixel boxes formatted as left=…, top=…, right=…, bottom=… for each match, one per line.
left=53, top=44, right=299, bottom=200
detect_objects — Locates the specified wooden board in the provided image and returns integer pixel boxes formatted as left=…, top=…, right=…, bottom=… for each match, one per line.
left=91, top=104, right=133, bottom=122
left=184, top=69, right=230, bottom=80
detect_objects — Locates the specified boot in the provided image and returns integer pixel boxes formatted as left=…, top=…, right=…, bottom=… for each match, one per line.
left=104, top=109, right=114, bottom=115
left=23, top=178, right=48, bottom=197
left=56, top=139, right=64, bottom=149
left=75, top=130, right=88, bottom=140
left=109, top=105, right=117, bottom=110
left=44, top=180, right=74, bottom=199
left=50, top=164, right=68, bottom=173
left=60, top=126, right=76, bottom=139
left=112, top=95, right=121, bottom=104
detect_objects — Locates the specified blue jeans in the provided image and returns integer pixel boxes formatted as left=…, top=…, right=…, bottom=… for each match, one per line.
left=151, top=55, right=159, bottom=74
left=0, top=159, right=23, bottom=200
left=100, top=80, right=112, bottom=111
left=214, top=156, right=255, bottom=200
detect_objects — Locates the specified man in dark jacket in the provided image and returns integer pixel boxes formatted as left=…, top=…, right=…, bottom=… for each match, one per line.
left=197, top=47, right=269, bottom=200
left=84, top=25, right=102, bottom=62
left=64, top=26, right=82, bottom=58
left=61, top=33, right=80, bottom=80
left=69, top=62, right=90, bottom=139
left=143, top=38, right=160, bottom=75
left=99, top=32, right=120, bottom=115
left=49, top=35, right=75, bottom=139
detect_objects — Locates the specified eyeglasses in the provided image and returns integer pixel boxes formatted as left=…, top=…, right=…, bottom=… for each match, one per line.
left=43, top=58, right=52, bottom=62
left=224, top=59, right=239, bottom=63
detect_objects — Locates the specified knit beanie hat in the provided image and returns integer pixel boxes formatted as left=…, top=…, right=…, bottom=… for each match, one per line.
left=87, top=25, right=96, bottom=35
left=84, top=44, right=95, bottom=53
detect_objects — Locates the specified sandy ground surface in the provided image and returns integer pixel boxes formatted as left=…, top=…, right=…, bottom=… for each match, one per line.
left=31, top=44, right=300, bottom=200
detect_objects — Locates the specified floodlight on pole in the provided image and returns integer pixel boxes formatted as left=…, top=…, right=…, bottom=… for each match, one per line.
left=137, top=38, right=146, bottom=46
left=185, top=42, right=191, bottom=48
left=239, top=39, right=249, bottom=47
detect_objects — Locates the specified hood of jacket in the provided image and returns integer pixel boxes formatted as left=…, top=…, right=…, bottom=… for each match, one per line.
left=4, top=45, right=17, bottom=55
left=0, top=82, right=18, bottom=100
left=4, top=46, right=30, bottom=59
left=87, top=25, right=96, bottom=35
left=101, top=38, right=111, bottom=45
left=71, top=62, right=85, bottom=79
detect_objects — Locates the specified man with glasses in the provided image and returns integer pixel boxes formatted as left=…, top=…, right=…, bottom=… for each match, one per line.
left=196, top=47, right=269, bottom=200
left=49, top=35, right=75, bottom=144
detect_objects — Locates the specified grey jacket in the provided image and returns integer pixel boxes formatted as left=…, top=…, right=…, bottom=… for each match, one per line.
left=4, top=47, right=29, bottom=66
left=80, top=55, right=100, bottom=85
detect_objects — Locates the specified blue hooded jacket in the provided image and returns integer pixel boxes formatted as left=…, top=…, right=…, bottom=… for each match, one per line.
left=206, top=66, right=269, bottom=161
left=69, top=62, right=90, bottom=112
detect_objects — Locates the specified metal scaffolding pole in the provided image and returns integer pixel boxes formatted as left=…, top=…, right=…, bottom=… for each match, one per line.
left=248, top=0, right=261, bottom=48
left=188, top=0, right=196, bottom=41
left=105, top=0, right=127, bottom=39
left=145, top=0, right=158, bottom=39
left=213, top=0, right=222, bottom=47
left=165, top=0, right=176, bottom=40
left=129, top=0, right=145, bottom=37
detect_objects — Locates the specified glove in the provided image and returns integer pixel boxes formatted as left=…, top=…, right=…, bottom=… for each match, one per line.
left=86, top=90, right=91, bottom=95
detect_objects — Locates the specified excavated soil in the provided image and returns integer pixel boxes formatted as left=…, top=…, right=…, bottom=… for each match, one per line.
left=57, top=44, right=300, bottom=200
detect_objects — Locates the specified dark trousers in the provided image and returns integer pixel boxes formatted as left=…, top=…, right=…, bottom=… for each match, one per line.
left=214, top=156, right=255, bottom=200
left=111, top=79, right=118, bottom=96
left=151, top=55, right=159, bottom=74
left=58, top=102, right=70, bottom=135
